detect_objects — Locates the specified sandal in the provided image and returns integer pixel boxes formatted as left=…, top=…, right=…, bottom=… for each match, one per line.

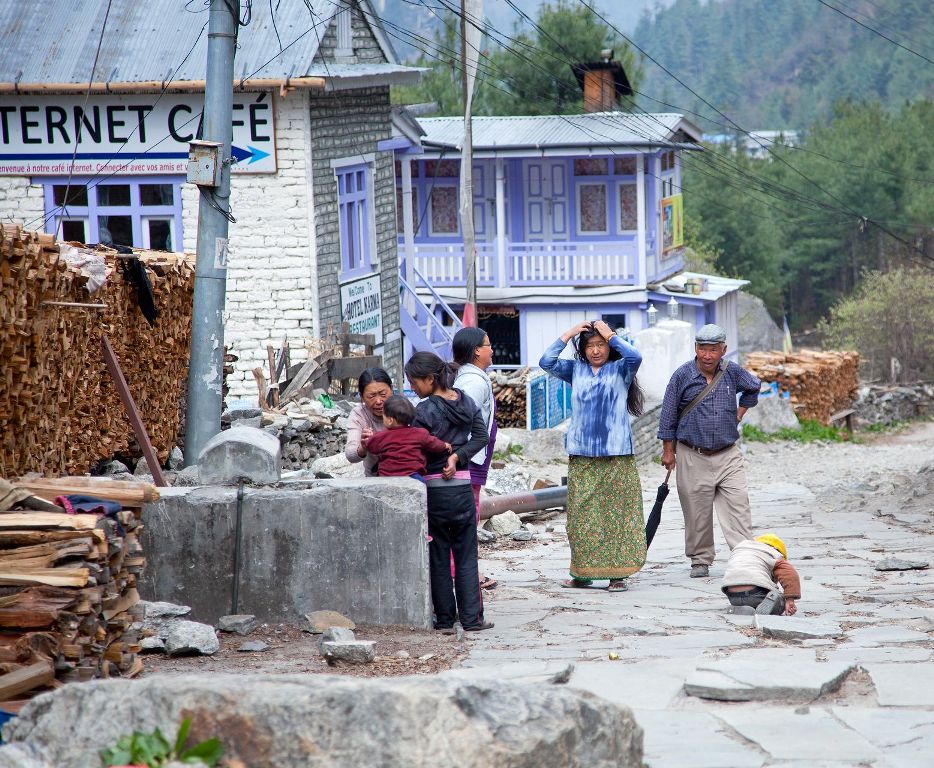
left=607, top=579, right=628, bottom=592
left=479, top=576, right=498, bottom=590
left=561, top=578, right=595, bottom=589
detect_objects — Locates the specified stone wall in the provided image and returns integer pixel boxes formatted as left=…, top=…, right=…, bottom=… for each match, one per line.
left=307, top=86, right=402, bottom=384
left=0, top=177, right=44, bottom=228
left=854, top=383, right=934, bottom=425
left=632, top=401, right=662, bottom=465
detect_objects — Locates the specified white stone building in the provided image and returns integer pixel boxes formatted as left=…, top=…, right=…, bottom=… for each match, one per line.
left=0, top=0, right=419, bottom=397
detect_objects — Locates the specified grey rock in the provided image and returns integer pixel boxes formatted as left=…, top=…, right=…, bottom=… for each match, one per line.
left=302, top=610, right=356, bottom=634
left=171, top=464, right=201, bottom=486
left=477, top=527, right=496, bottom=543
left=217, top=614, right=257, bottom=635
left=167, top=446, right=184, bottom=471
left=163, top=620, right=219, bottom=656
left=754, top=615, right=844, bottom=640
left=874, top=557, right=929, bottom=571
left=737, top=291, right=784, bottom=359
left=139, top=636, right=166, bottom=652
left=499, top=428, right=566, bottom=464
left=485, top=463, right=532, bottom=496
left=238, top=641, right=269, bottom=652
left=320, top=626, right=356, bottom=643
left=226, top=407, right=263, bottom=420
left=320, top=640, right=376, bottom=663
left=309, top=452, right=361, bottom=478
left=231, top=415, right=263, bottom=429
left=488, top=510, right=522, bottom=536
left=141, top=600, right=191, bottom=619
left=134, top=457, right=157, bottom=476
left=197, top=426, right=281, bottom=485
left=0, top=674, right=642, bottom=768
left=684, top=649, right=853, bottom=702
left=742, top=395, right=801, bottom=433
left=99, top=459, right=130, bottom=475
left=512, top=529, right=533, bottom=541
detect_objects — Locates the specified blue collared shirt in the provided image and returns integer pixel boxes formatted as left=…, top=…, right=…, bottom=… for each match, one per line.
left=539, top=335, right=642, bottom=457
left=657, top=359, right=761, bottom=451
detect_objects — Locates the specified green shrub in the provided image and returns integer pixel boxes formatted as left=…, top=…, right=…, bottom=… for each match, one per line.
left=742, top=419, right=848, bottom=443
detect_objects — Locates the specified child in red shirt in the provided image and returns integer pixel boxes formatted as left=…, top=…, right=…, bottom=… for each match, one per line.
left=361, top=395, right=452, bottom=479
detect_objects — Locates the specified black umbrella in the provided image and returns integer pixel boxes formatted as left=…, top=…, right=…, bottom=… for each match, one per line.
left=645, top=469, right=672, bottom=548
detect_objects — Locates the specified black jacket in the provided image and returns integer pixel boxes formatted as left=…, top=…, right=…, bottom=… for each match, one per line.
left=412, top=392, right=489, bottom=474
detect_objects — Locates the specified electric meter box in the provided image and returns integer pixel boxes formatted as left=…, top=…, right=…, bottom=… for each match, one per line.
left=187, top=140, right=223, bottom=186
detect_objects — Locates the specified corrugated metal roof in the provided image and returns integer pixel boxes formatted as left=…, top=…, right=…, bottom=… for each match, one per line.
left=0, top=0, right=398, bottom=86
left=418, top=112, right=702, bottom=151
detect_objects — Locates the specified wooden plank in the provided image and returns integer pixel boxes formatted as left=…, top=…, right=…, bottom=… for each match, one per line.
left=0, top=567, right=89, bottom=587
left=0, top=513, right=99, bottom=531
left=13, top=477, right=159, bottom=505
left=279, top=357, right=321, bottom=403
left=0, top=660, right=54, bottom=700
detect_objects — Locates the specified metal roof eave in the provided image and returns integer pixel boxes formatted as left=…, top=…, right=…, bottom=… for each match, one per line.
left=418, top=139, right=703, bottom=158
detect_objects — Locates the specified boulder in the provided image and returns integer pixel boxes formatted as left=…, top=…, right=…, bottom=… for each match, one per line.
left=0, top=674, right=643, bottom=768
left=197, top=426, right=281, bottom=485
left=737, top=291, right=784, bottom=360
left=320, top=640, right=376, bottom=664
left=487, top=510, right=522, bottom=537
left=99, top=459, right=130, bottom=475
left=141, top=601, right=191, bottom=619
left=320, top=626, right=356, bottom=643
left=172, top=464, right=202, bottom=486
left=167, top=446, right=185, bottom=471
left=742, top=396, right=800, bottom=434
left=163, top=620, right=219, bottom=656
left=302, top=610, right=355, bottom=634
left=309, top=452, right=362, bottom=478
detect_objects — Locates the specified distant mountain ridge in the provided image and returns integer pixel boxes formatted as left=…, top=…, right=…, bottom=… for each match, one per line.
left=631, top=0, right=934, bottom=132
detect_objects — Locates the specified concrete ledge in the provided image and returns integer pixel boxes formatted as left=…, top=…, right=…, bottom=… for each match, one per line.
left=140, top=479, right=430, bottom=628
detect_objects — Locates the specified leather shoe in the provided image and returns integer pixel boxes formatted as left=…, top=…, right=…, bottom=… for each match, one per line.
left=690, top=564, right=709, bottom=578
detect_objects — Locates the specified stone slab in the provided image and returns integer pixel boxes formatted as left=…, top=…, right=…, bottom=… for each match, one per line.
left=217, top=614, right=257, bottom=635
left=141, top=481, right=431, bottom=628
left=684, top=649, right=853, bottom=702
left=824, top=645, right=931, bottom=665
left=715, top=708, right=880, bottom=762
left=633, top=710, right=765, bottom=768
left=320, top=640, right=376, bottom=663
left=875, top=557, right=929, bottom=571
left=197, top=425, right=281, bottom=485
left=443, top=660, right=575, bottom=685
left=754, top=615, right=844, bottom=640
left=865, top=663, right=934, bottom=706
left=845, top=625, right=930, bottom=646
left=830, top=707, right=934, bottom=748
left=569, top=660, right=693, bottom=710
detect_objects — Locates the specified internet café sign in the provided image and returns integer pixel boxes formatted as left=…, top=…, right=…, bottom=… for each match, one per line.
left=0, top=92, right=276, bottom=176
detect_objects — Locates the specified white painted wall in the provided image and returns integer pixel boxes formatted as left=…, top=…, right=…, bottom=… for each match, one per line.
left=632, top=319, right=694, bottom=401
left=0, top=176, right=46, bottom=231
left=522, top=307, right=589, bottom=366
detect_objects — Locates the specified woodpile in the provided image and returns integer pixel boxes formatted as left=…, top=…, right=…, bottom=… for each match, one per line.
left=745, top=349, right=860, bottom=424
left=0, top=224, right=195, bottom=477
left=0, top=477, right=153, bottom=707
left=492, top=368, right=531, bottom=428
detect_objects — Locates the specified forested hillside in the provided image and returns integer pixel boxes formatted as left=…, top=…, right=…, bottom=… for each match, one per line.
left=632, top=0, right=934, bottom=130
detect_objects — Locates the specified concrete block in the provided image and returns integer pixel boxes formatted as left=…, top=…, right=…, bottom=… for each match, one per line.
left=140, top=480, right=431, bottom=628
left=197, top=426, right=281, bottom=485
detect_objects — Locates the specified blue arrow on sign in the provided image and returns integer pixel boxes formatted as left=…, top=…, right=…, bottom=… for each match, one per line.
left=231, top=145, right=270, bottom=165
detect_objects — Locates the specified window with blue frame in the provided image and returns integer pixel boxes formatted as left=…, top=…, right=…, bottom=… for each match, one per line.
left=42, top=177, right=183, bottom=250
left=336, top=164, right=373, bottom=278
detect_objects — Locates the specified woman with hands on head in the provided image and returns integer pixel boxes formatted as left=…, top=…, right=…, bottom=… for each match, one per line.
left=539, top=319, right=646, bottom=593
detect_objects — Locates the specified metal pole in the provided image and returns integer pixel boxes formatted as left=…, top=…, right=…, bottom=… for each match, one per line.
left=184, top=0, right=238, bottom=466
left=460, top=0, right=477, bottom=325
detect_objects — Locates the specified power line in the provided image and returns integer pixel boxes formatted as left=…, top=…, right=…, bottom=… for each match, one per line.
left=814, top=0, right=934, bottom=67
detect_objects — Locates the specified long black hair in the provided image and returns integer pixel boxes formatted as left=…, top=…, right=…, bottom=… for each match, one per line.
left=574, top=323, right=644, bottom=417
left=357, top=367, right=393, bottom=396
left=404, top=351, right=456, bottom=392
left=452, top=326, right=488, bottom=367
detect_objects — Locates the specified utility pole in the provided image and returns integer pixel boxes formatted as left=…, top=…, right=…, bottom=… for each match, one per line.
left=184, top=0, right=238, bottom=465
left=459, top=0, right=478, bottom=326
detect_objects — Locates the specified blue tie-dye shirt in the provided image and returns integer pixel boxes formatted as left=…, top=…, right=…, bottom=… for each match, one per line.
left=539, top=335, right=643, bottom=457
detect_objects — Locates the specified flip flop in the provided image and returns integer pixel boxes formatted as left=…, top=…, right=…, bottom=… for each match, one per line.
left=479, top=576, right=498, bottom=590
left=560, top=578, right=595, bottom=589
left=606, top=580, right=628, bottom=592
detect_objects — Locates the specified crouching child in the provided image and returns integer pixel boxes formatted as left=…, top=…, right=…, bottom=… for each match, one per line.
left=721, top=533, right=801, bottom=615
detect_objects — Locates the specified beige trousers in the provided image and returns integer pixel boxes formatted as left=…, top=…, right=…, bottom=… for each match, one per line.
left=676, top=442, right=752, bottom=566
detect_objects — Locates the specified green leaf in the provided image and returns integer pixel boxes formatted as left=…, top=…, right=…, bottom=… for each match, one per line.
left=180, top=737, right=223, bottom=766
left=173, top=717, right=192, bottom=756
left=99, top=745, right=133, bottom=766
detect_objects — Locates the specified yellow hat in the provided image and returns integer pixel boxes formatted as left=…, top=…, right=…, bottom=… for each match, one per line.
left=756, top=534, right=787, bottom=558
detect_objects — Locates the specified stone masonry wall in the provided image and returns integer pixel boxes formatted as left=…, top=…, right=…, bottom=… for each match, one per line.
left=182, top=90, right=317, bottom=399
left=0, top=176, right=47, bottom=231
left=307, top=85, right=403, bottom=385
left=632, top=401, right=662, bottom=465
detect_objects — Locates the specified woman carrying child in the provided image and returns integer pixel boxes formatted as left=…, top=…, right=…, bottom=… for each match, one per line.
left=540, top=319, right=646, bottom=592
left=405, top=352, right=493, bottom=633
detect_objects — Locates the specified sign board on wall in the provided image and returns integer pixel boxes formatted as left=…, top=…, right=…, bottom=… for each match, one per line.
left=0, top=93, right=276, bottom=176
left=660, top=193, right=684, bottom=254
left=340, top=274, right=384, bottom=345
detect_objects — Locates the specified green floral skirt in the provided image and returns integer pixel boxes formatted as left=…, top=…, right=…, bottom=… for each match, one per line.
left=567, top=455, right=646, bottom=580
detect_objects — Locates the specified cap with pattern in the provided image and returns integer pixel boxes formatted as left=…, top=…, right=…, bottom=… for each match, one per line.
left=695, top=324, right=726, bottom=344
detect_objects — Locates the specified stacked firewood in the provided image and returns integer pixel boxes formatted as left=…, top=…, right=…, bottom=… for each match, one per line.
left=0, top=224, right=194, bottom=477
left=0, top=478, right=154, bottom=704
left=745, top=349, right=860, bottom=424
left=492, top=368, right=532, bottom=428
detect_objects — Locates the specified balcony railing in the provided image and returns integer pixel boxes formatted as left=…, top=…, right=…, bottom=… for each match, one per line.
left=401, top=238, right=639, bottom=288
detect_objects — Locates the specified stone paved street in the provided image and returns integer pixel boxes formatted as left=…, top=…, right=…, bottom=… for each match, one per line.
left=470, top=426, right=934, bottom=767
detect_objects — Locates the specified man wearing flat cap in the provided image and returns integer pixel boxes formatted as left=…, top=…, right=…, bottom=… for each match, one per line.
left=657, top=324, right=761, bottom=578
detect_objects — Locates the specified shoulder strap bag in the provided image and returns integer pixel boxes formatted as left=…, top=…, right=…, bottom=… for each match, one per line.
left=678, top=364, right=727, bottom=420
